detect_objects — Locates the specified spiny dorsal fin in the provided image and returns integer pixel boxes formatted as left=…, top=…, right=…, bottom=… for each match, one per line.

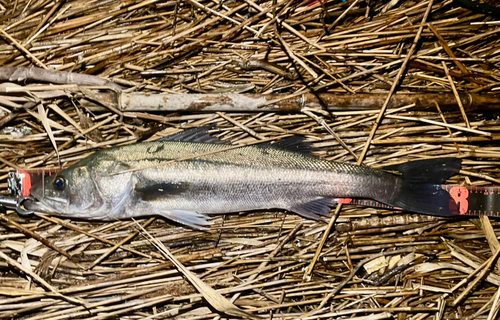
left=261, top=137, right=319, bottom=158
left=156, top=126, right=229, bottom=144
left=383, top=158, right=462, bottom=184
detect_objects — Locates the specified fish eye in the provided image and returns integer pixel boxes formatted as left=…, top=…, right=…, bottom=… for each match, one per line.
left=53, top=177, right=66, bottom=190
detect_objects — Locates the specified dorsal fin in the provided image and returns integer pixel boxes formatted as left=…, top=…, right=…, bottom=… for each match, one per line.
left=261, top=137, right=319, bottom=158
left=156, top=126, right=229, bottom=144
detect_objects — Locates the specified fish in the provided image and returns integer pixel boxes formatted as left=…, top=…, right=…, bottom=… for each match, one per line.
left=26, top=127, right=461, bottom=229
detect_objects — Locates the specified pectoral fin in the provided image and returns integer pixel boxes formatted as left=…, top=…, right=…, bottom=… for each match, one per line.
left=125, top=195, right=211, bottom=230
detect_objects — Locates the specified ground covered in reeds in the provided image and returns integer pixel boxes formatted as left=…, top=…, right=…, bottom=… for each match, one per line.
left=0, top=0, right=500, bottom=319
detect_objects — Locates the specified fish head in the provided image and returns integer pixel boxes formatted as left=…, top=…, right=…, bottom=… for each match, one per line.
left=29, top=164, right=107, bottom=218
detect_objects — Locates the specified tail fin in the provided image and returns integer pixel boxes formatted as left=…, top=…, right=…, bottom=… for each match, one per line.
left=383, top=157, right=462, bottom=184
left=392, top=182, right=459, bottom=216
left=383, top=158, right=461, bottom=216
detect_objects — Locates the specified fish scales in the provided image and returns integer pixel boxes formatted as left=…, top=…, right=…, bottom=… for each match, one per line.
left=27, top=128, right=462, bottom=229
left=100, top=141, right=396, bottom=212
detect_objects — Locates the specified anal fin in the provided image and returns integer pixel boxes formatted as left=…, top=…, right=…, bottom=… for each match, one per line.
left=289, top=198, right=334, bottom=221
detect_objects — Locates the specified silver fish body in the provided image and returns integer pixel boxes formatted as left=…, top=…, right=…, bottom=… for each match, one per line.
left=28, top=130, right=460, bottom=229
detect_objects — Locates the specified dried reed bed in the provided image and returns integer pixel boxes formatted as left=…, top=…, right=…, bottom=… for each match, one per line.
left=0, top=0, right=500, bottom=319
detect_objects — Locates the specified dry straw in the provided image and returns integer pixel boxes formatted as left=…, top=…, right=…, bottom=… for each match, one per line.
left=0, top=0, right=499, bottom=319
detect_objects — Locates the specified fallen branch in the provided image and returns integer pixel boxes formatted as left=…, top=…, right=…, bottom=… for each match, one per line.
left=116, top=92, right=500, bottom=112
left=0, top=66, right=122, bottom=92
left=2, top=67, right=499, bottom=113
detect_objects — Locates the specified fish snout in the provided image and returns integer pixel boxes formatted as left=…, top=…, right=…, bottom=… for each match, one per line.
left=22, top=197, right=58, bottom=215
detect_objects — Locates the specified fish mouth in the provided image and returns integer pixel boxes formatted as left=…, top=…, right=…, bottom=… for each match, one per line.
left=26, top=188, right=66, bottom=214
left=27, top=188, right=110, bottom=219
left=23, top=197, right=59, bottom=215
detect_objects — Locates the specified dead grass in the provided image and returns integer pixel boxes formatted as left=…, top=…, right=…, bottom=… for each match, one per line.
left=0, top=0, right=500, bottom=319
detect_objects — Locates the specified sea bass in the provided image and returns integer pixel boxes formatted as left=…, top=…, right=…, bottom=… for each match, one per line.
left=27, top=127, right=461, bottom=229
